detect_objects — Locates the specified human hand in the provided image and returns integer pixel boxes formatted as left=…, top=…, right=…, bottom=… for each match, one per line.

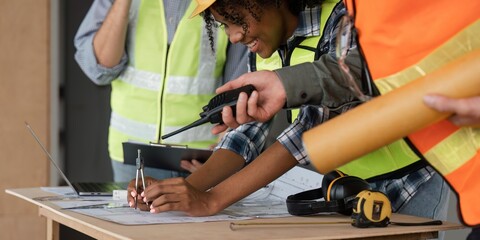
left=142, top=178, right=218, bottom=216
left=424, top=94, right=480, bottom=127
left=212, top=70, right=287, bottom=134
left=180, top=159, right=203, bottom=173
left=127, top=176, right=158, bottom=211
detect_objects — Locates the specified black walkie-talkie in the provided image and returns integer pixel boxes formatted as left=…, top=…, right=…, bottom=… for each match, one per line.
left=161, top=84, right=256, bottom=140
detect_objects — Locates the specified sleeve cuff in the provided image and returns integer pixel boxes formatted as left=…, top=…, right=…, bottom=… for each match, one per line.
left=274, top=63, right=324, bottom=108
left=76, top=38, right=128, bottom=85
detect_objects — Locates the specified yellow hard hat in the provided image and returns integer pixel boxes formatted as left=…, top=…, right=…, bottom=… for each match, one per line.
left=190, top=0, right=216, bottom=18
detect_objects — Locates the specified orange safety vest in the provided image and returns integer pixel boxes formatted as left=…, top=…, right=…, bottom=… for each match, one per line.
left=344, top=0, right=480, bottom=226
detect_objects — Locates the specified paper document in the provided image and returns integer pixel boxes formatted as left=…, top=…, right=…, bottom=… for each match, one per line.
left=48, top=166, right=323, bottom=225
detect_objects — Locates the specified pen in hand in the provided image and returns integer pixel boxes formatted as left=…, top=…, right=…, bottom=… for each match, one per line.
left=131, top=186, right=151, bottom=210
left=141, top=170, right=149, bottom=209
left=133, top=190, right=138, bottom=210
left=134, top=149, right=149, bottom=210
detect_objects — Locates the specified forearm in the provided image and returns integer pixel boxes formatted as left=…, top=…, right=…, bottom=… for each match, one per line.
left=93, top=0, right=131, bottom=68
left=206, top=142, right=298, bottom=212
left=74, top=0, right=129, bottom=84
left=185, top=149, right=245, bottom=191
left=275, top=48, right=362, bottom=108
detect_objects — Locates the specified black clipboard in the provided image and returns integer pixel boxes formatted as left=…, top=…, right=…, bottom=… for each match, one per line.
left=122, top=142, right=212, bottom=172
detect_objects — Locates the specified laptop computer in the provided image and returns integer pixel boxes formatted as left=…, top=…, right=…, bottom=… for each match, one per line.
left=26, top=122, right=127, bottom=196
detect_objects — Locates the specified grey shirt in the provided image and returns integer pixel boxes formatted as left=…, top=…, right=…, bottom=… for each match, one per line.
left=275, top=49, right=363, bottom=108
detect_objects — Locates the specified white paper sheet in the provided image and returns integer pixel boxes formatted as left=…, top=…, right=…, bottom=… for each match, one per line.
left=47, top=166, right=323, bottom=225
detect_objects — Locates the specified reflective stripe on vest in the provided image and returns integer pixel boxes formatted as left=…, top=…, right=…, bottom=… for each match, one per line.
left=109, top=0, right=228, bottom=161
left=256, top=0, right=420, bottom=180
left=373, top=21, right=480, bottom=226
left=346, top=0, right=480, bottom=225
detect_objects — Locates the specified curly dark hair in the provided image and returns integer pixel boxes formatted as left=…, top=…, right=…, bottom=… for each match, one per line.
left=202, top=0, right=323, bottom=52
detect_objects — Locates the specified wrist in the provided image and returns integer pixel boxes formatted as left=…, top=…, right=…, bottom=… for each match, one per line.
left=205, top=189, right=228, bottom=215
left=272, top=71, right=288, bottom=108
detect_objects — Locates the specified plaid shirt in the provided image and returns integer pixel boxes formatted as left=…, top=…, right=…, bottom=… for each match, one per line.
left=216, top=2, right=434, bottom=212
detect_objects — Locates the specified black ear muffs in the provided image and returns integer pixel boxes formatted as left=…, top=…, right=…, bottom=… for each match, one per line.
left=321, top=170, right=345, bottom=198
left=326, top=176, right=372, bottom=215
left=286, top=171, right=371, bottom=216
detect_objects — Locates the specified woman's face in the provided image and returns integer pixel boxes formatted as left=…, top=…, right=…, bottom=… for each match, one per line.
left=210, top=5, right=296, bottom=58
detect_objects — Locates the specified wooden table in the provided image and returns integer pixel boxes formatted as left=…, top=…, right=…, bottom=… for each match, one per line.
left=6, top=187, right=464, bottom=240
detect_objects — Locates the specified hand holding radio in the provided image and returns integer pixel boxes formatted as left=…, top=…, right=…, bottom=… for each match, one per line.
left=200, top=84, right=256, bottom=124
left=214, top=71, right=287, bottom=133
left=161, top=84, right=256, bottom=140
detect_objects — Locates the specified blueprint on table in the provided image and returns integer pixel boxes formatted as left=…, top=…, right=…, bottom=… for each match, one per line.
left=47, top=166, right=323, bottom=225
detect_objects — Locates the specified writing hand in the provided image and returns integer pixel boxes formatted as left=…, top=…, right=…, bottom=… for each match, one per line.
left=127, top=176, right=157, bottom=211
left=143, top=178, right=219, bottom=216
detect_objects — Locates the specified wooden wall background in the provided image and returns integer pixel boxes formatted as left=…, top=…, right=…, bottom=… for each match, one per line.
left=0, top=0, right=50, bottom=239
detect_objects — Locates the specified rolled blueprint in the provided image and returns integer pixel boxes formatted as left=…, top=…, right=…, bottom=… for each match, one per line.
left=303, top=49, right=480, bottom=174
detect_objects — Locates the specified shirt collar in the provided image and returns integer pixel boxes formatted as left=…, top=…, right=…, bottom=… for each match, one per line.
left=293, top=6, right=322, bottom=38
left=280, top=6, right=322, bottom=55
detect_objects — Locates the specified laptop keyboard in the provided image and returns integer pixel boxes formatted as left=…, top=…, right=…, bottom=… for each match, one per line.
left=78, top=182, right=128, bottom=192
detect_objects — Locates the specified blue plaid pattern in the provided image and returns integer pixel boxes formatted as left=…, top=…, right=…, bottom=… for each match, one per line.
left=370, top=166, right=435, bottom=212
left=294, top=6, right=321, bottom=37
left=216, top=121, right=270, bottom=163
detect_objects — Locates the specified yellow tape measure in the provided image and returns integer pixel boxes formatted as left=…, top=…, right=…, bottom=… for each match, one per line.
left=351, top=190, right=392, bottom=228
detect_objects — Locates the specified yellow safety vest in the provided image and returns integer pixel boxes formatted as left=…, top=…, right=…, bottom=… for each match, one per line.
left=109, top=0, right=228, bottom=162
left=255, top=0, right=422, bottom=180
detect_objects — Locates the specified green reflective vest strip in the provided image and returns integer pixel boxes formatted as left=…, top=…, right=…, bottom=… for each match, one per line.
left=109, top=0, right=228, bottom=161
left=110, top=112, right=215, bottom=143
left=117, top=66, right=161, bottom=91
left=166, top=76, right=222, bottom=94
left=117, top=67, right=222, bottom=94
left=110, top=112, right=157, bottom=140
left=256, top=0, right=420, bottom=179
